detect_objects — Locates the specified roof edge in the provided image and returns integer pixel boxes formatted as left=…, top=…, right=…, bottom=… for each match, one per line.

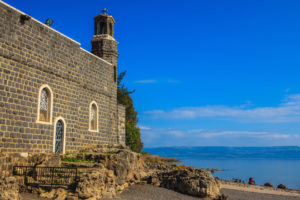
left=0, top=0, right=114, bottom=66
left=80, top=48, right=113, bottom=66
left=0, top=0, right=80, bottom=45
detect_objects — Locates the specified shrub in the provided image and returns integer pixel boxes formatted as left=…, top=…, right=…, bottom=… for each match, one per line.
left=117, top=71, right=143, bottom=152
left=125, top=122, right=143, bottom=152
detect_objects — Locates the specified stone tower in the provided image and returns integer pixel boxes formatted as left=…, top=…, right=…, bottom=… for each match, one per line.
left=91, top=9, right=119, bottom=66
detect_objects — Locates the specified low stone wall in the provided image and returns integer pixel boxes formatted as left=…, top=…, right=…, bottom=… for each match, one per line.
left=0, top=152, right=61, bottom=179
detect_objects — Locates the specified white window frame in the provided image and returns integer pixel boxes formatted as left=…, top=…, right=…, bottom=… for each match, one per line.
left=53, top=117, right=67, bottom=154
left=89, top=101, right=99, bottom=132
left=36, top=84, right=53, bottom=124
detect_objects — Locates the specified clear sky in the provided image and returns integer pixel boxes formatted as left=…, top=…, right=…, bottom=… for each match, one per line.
left=5, top=0, right=300, bottom=147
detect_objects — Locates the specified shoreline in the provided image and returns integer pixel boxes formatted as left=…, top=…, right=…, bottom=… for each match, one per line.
left=220, top=179, right=300, bottom=197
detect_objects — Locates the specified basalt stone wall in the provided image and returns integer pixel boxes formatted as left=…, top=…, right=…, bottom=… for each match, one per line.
left=0, top=1, right=125, bottom=153
left=117, top=104, right=125, bottom=144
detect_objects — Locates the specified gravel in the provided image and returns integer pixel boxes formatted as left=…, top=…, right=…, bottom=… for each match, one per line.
left=221, top=188, right=300, bottom=200
left=102, top=184, right=204, bottom=200
left=20, top=185, right=300, bottom=200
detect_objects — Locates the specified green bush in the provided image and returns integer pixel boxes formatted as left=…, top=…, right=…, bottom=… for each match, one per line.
left=117, top=71, right=144, bottom=152
left=125, top=122, right=143, bottom=152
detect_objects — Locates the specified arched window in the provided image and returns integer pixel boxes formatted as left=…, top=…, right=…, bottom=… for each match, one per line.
left=53, top=117, right=66, bottom=154
left=89, top=101, right=98, bottom=132
left=37, top=84, right=53, bottom=124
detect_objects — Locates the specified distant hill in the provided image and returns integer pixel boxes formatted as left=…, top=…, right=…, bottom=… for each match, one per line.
left=143, top=146, right=300, bottom=160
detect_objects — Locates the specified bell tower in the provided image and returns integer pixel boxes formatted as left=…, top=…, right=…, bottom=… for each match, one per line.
left=91, top=9, right=119, bottom=66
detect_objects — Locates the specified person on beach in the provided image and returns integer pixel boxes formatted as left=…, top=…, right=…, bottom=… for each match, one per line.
left=248, top=177, right=255, bottom=185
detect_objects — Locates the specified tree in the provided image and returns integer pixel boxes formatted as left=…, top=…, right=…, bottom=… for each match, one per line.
left=117, top=71, right=143, bottom=152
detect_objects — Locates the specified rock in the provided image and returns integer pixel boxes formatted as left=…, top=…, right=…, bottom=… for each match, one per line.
left=20, top=152, right=28, bottom=158
left=76, top=170, right=106, bottom=199
left=233, top=178, right=242, bottom=183
left=215, top=194, right=229, bottom=200
left=0, top=176, right=20, bottom=200
left=39, top=188, right=67, bottom=200
left=65, top=195, right=78, bottom=200
left=264, top=182, right=273, bottom=187
left=28, top=153, right=61, bottom=167
left=147, top=167, right=220, bottom=198
left=277, top=184, right=287, bottom=189
left=75, top=148, right=147, bottom=199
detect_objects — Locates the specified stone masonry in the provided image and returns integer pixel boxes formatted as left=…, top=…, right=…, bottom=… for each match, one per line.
left=0, top=1, right=126, bottom=153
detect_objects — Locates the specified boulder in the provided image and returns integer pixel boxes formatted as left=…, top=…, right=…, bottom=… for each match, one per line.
left=147, top=167, right=220, bottom=199
left=75, top=149, right=147, bottom=199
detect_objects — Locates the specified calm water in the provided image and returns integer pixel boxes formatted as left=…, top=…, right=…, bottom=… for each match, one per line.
left=144, top=146, right=300, bottom=189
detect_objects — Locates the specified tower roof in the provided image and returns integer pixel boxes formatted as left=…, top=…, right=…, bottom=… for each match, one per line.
left=94, top=14, right=115, bottom=23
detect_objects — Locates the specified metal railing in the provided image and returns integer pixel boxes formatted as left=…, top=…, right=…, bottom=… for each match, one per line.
left=13, top=166, right=78, bottom=186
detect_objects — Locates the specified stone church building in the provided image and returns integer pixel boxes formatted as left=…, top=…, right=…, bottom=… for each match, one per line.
left=0, top=1, right=126, bottom=154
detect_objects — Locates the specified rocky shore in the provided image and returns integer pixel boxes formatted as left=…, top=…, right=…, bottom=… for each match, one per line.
left=2, top=145, right=299, bottom=200
left=0, top=145, right=223, bottom=200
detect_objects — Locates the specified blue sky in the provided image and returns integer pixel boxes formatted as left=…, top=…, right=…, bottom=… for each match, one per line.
left=5, top=0, right=300, bottom=147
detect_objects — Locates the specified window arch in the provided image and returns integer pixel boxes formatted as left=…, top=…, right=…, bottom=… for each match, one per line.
left=89, top=101, right=98, bottom=132
left=37, top=84, right=53, bottom=124
left=53, top=117, right=66, bottom=154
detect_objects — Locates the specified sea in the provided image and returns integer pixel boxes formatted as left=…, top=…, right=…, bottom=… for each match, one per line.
left=143, top=146, right=300, bottom=190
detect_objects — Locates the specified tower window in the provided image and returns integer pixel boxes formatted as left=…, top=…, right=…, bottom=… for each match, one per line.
left=89, top=101, right=98, bottom=132
left=100, top=22, right=105, bottom=34
left=97, top=23, right=101, bottom=35
left=37, top=85, right=53, bottom=123
left=109, top=23, right=113, bottom=36
left=97, top=22, right=106, bottom=34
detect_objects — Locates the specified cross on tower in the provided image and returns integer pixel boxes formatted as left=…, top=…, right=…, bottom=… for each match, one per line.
left=102, top=8, right=108, bottom=15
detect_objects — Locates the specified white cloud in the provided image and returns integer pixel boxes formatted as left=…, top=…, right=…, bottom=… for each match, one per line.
left=141, top=128, right=300, bottom=147
left=134, top=79, right=157, bottom=84
left=134, top=78, right=180, bottom=84
left=138, top=125, right=151, bottom=130
left=144, top=94, right=300, bottom=123
left=197, top=131, right=268, bottom=138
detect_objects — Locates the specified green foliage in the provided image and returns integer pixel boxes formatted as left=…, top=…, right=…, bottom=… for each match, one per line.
left=117, top=71, right=144, bottom=152
left=61, top=156, right=94, bottom=163
left=125, top=122, right=143, bottom=152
